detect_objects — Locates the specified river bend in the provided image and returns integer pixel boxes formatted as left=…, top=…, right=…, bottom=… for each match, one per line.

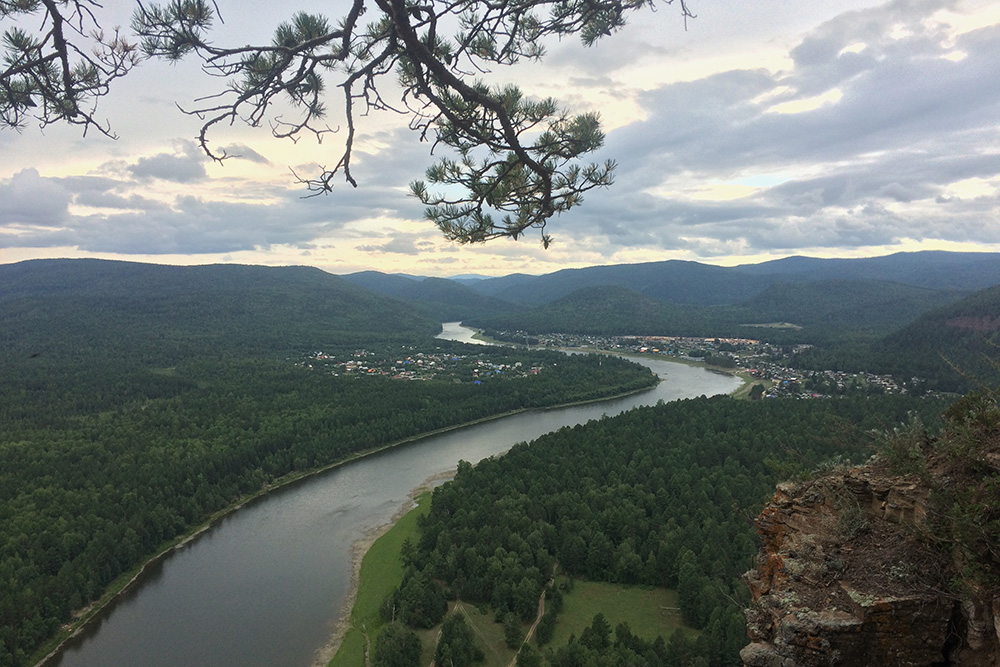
left=48, top=325, right=740, bottom=667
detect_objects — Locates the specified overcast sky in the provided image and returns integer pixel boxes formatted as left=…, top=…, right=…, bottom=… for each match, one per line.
left=1, top=0, right=998, bottom=276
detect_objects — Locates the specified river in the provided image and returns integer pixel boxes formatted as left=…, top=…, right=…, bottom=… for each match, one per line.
left=46, top=325, right=740, bottom=667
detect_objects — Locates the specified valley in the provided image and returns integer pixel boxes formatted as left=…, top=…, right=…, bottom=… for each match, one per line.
left=4, top=2, right=999, bottom=663
left=1, top=251, right=998, bottom=667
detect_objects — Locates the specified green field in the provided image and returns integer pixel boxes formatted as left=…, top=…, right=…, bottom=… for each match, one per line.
left=328, top=492, right=432, bottom=667
left=451, top=578, right=695, bottom=665
left=549, top=579, right=693, bottom=647
left=330, top=502, right=694, bottom=667
left=445, top=602, right=519, bottom=667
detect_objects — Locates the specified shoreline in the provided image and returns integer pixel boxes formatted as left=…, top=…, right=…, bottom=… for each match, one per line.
left=312, top=359, right=749, bottom=665
left=32, top=378, right=658, bottom=667
left=310, top=471, right=453, bottom=667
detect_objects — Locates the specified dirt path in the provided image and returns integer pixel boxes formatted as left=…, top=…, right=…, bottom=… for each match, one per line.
left=457, top=602, right=503, bottom=664
left=505, top=596, right=544, bottom=667
left=427, top=625, right=442, bottom=667
left=507, top=565, right=556, bottom=667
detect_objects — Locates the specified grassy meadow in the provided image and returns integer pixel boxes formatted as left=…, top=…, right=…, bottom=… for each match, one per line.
left=328, top=492, right=432, bottom=667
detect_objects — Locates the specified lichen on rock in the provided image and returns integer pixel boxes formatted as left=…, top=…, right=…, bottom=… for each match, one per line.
left=742, top=390, right=1000, bottom=666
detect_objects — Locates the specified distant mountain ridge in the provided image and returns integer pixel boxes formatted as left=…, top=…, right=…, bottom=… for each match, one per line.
left=343, top=251, right=1000, bottom=317
left=340, top=270, right=518, bottom=321
left=453, top=251, right=1000, bottom=306
left=467, top=260, right=770, bottom=306
left=1, top=259, right=440, bottom=364
left=468, top=285, right=706, bottom=336
left=730, top=251, right=1000, bottom=290
left=465, top=279, right=967, bottom=343
left=6, top=252, right=997, bottom=382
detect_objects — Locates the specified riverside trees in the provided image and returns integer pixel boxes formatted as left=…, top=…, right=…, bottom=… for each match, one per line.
left=0, top=260, right=657, bottom=665
left=388, top=394, right=949, bottom=665
left=0, top=348, right=655, bottom=666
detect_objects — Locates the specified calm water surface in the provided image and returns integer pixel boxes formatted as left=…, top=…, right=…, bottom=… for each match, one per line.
left=49, top=324, right=740, bottom=667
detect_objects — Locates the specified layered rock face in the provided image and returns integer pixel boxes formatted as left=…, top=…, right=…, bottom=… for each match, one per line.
left=741, top=466, right=1000, bottom=666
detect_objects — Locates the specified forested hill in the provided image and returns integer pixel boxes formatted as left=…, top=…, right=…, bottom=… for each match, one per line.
left=874, top=283, right=1000, bottom=390
left=467, top=285, right=711, bottom=336
left=341, top=270, right=519, bottom=321
left=1, top=259, right=440, bottom=363
left=473, top=259, right=769, bottom=306
left=722, top=279, right=964, bottom=344
left=459, top=251, right=1000, bottom=306
left=466, top=279, right=967, bottom=345
left=730, top=250, right=1000, bottom=290
left=0, top=259, right=661, bottom=666
left=382, top=394, right=950, bottom=666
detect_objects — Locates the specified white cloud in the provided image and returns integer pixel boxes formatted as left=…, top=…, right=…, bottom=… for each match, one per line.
left=2, top=0, right=999, bottom=274
left=542, top=0, right=1000, bottom=261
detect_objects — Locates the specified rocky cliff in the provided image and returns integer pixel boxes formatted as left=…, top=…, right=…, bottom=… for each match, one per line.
left=741, top=393, right=1000, bottom=667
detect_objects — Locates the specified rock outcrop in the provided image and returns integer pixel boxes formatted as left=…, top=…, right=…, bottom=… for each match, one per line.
left=741, top=463, right=1000, bottom=666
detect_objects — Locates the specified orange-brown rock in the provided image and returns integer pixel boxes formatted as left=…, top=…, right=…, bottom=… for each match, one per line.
left=741, top=466, right=1000, bottom=666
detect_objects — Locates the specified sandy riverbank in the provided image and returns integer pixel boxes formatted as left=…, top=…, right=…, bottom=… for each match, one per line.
left=36, top=380, right=653, bottom=666
left=310, top=470, right=456, bottom=667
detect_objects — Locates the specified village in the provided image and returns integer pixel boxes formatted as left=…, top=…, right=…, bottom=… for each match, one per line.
left=299, top=331, right=917, bottom=400
left=301, top=349, right=543, bottom=383
left=484, top=330, right=916, bottom=399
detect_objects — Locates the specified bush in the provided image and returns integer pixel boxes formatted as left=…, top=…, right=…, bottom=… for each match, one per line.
left=371, top=623, right=420, bottom=667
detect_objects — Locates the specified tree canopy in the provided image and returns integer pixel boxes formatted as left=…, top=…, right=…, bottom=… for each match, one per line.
left=388, top=393, right=950, bottom=665
left=0, top=0, right=692, bottom=245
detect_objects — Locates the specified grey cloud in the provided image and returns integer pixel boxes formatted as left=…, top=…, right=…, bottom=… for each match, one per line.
left=0, top=169, right=71, bottom=227
left=52, top=172, right=174, bottom=212
left=219, top=143, right=271, bottom=164
left=607, top=68, right=775, bottom=180
left=877, top=183, right=921, bottom=203
left=54, top=174, right=123, bottom=193
left=566, top=74, right=619, bottom=89
left=74, top=190, right=170, bottom=211
left=764, top=151, right=1000, bottom=213
left=417, top=256, right=460, bottom=265
left=129, top=141, right=208, bottom=183
left=3, top=185, right=358, bottom=255
left=557, top=0, right=1000, bottom=258
left=545, top=30, right=683, bottom=76
left=611, top=18, right=1000, bottom=179
left=50, top=172, right=172, bottom=212
left=355, top=239, right=417, bottom=254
